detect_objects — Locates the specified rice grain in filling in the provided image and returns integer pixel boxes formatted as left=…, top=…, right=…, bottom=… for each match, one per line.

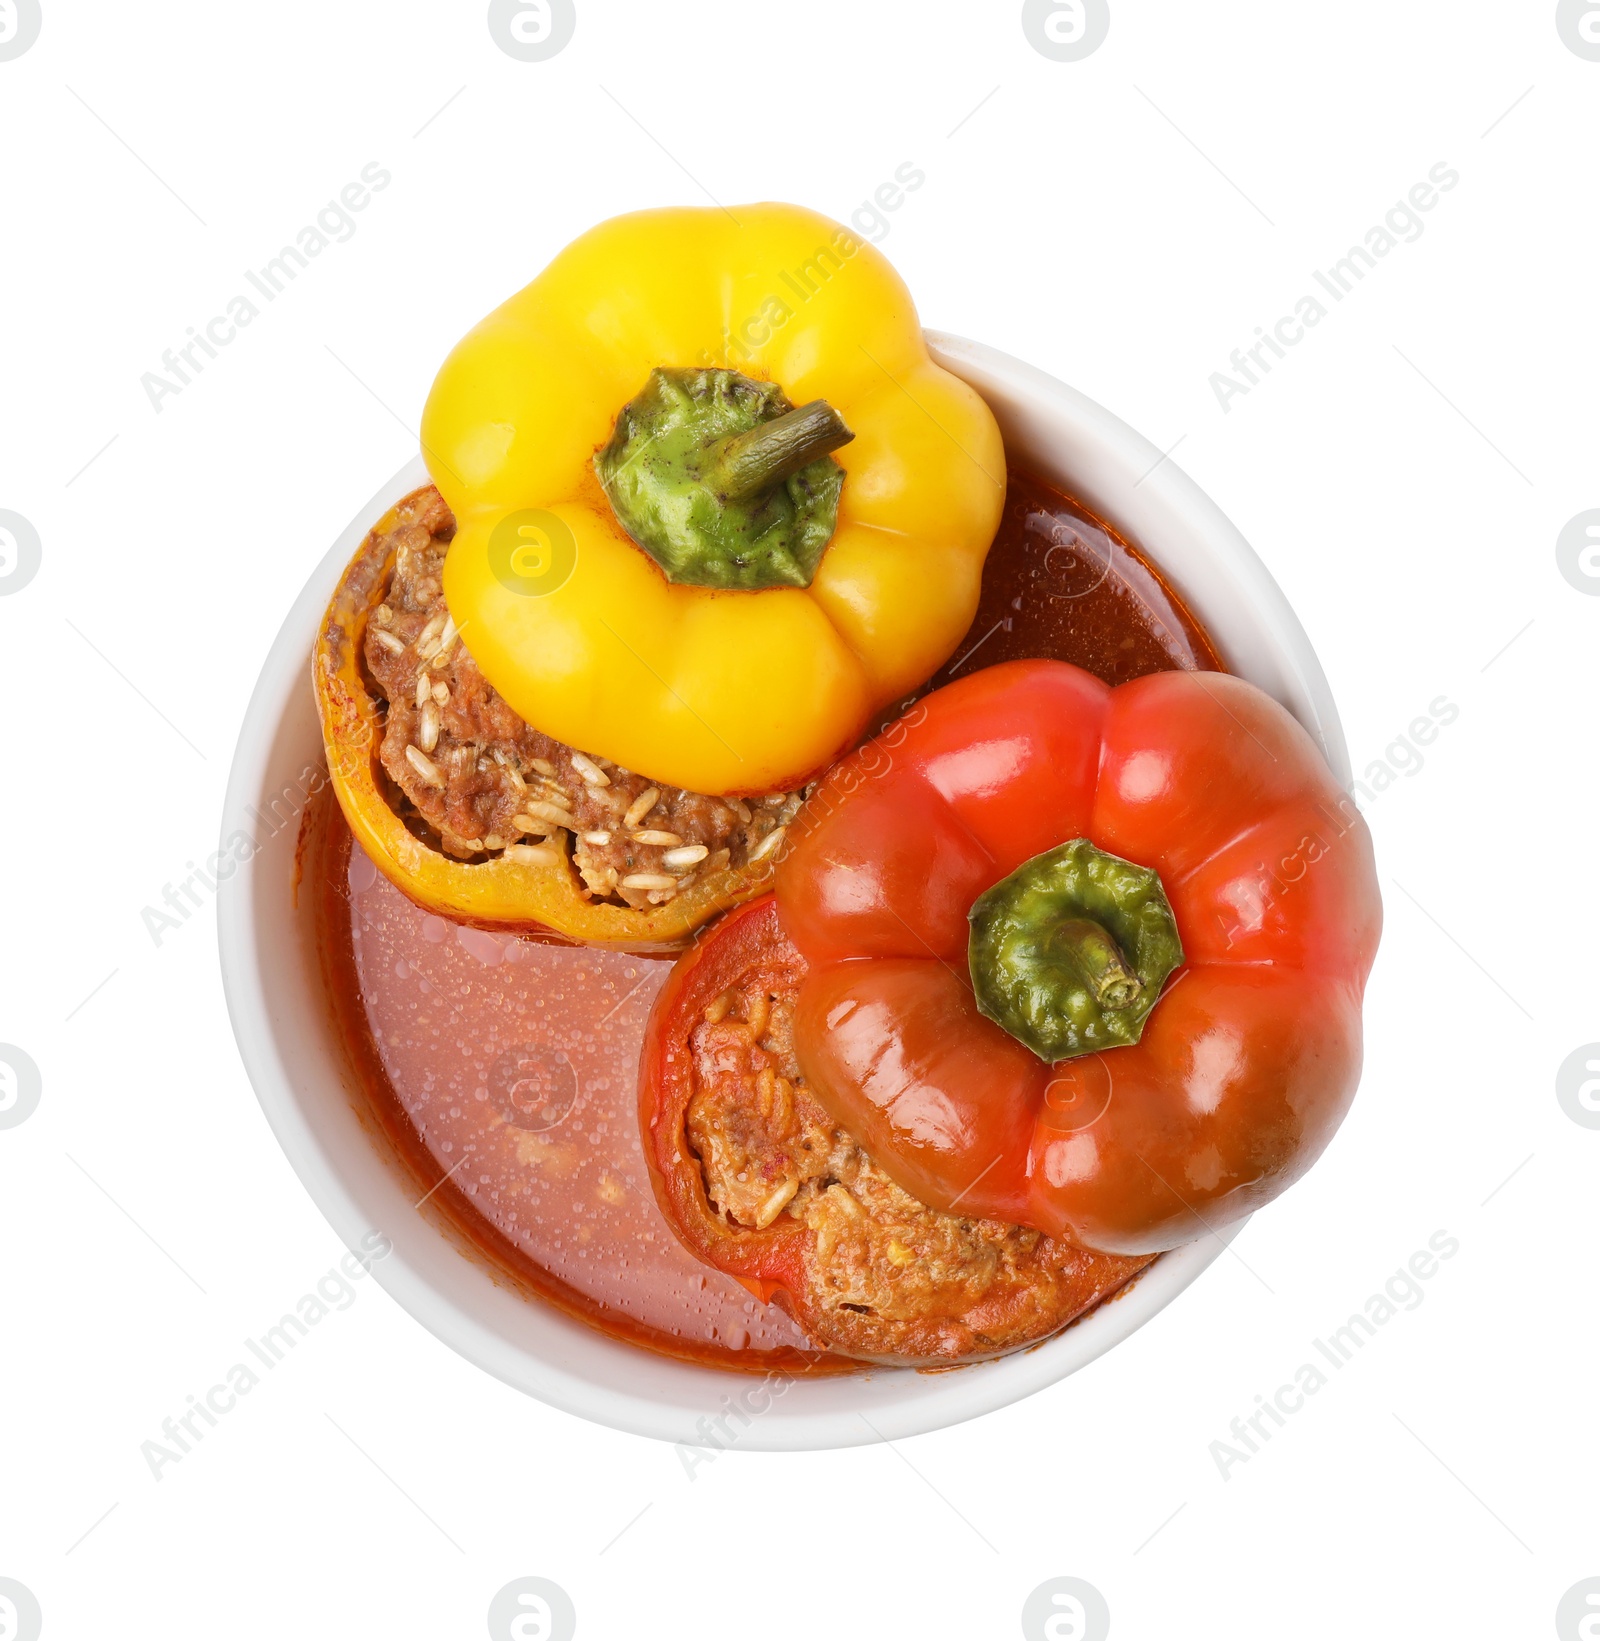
left=359, top=487, right=802, bottom=910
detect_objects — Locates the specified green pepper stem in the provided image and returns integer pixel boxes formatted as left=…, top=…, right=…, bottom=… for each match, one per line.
left=968, top=838, right=1182, bottom=1063
left=705, top=399, right=855, bottom=500
left=1053, top=918, right=1144, bottom=1012
left=596, top=369, right=852, bottom=591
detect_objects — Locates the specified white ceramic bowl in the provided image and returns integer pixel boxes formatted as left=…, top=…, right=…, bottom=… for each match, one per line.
left=218, top=334, right=1350, bottom=1450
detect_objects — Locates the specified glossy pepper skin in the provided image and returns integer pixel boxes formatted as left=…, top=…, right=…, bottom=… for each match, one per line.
left=313, top=491, right=780, bottom=951
left=775, top=660, right=1382, bottom=1255
left=421, top=203, right=1006, bottom=797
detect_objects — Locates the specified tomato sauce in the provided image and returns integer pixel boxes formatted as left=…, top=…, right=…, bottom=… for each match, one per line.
left=930, top=468, right=1221, bottom=690
left=310, top=467, right=1221, bottom=1372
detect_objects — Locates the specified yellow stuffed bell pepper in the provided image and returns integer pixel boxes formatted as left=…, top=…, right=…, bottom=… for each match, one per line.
left=421, top=203, right=1005, bottom=797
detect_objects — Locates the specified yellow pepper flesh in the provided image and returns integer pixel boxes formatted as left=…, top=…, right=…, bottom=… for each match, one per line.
left=422, top=204, right=1005, bottom=796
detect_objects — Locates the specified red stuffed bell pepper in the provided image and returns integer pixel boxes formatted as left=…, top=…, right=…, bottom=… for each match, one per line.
left=775, top=659, right=1382, bottom=1256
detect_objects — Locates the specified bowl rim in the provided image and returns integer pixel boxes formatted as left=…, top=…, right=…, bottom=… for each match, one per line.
left=217, top=332, right=1342, bottom=1449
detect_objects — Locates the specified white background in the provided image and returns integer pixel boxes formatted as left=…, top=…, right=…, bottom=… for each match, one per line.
left=2, top=2, right=1596, bottom=1636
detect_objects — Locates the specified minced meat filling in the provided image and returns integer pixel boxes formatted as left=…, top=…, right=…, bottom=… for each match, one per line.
left=361, top=487, right=802, bottom=910
left=686, top=978, right=1151, bottom=1364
